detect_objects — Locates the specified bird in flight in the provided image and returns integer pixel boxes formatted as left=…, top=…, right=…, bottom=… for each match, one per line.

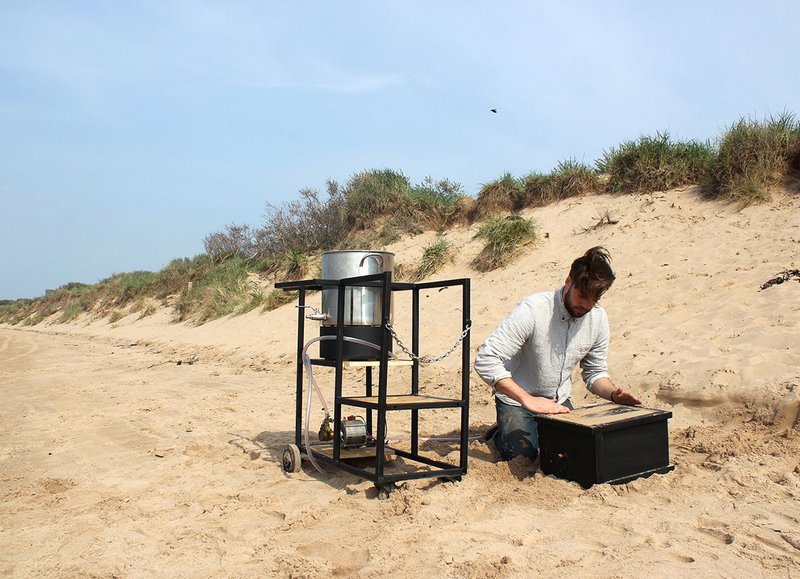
left=490, top=108, right=498, bottom=113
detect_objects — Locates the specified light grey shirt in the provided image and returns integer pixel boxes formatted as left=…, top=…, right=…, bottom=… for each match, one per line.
left=473, top=287, right=611, bottom=406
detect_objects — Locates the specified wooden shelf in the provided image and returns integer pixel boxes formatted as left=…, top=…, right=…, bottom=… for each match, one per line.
left=343, top=359, right=413, bottom=368
left=309, top=443, right=395, bottom=461
left=339, top=394, right=463, bottom=410
left=309, top=358, right=414, bottom=367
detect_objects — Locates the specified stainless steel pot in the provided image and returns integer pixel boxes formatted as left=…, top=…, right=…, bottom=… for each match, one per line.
left=321, top=250, right=394, bottom=326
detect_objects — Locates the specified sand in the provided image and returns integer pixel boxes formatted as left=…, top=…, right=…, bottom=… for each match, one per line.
left=2, top=186, right=799, bottom=577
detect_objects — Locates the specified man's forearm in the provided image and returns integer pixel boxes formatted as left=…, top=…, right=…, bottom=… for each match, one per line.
left=494, top=378, right=570, bottom=414
left=590, top=377, right=642, bottom=406
left=590, top=377, right=617, bottom=400
left=494, top=377, right=535, bottom=406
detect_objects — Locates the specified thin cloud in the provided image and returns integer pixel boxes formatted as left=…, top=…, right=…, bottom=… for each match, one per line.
left=0, top=3, right=404, bottom=104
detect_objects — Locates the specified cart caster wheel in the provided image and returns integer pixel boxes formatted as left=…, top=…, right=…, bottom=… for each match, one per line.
left=439, top=475, right=462, bottom=483
left=376, top=483, right=395, bottom=500
left=282, top=444, right=302, bottom=473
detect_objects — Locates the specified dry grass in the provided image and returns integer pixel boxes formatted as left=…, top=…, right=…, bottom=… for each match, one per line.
left=472, top=214, right=538, bottom=272
left=598, top=132, right=714, bottom=194
left=704, top=112, right=800, bottom=206
left=412, top=237, right=455, bottom=280
left=5, top=112, right=799, bottom=325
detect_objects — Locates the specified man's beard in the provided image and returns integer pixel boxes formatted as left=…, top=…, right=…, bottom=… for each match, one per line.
left=564, top=286, right=590, bottom=318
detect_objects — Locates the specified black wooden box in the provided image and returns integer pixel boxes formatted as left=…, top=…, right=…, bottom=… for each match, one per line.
left=535, top=403, right=674, bottom=488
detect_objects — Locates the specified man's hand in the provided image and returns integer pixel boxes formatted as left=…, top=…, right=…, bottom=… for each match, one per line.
left=493, top=377, right=570, bottom=414
left=610, top=388, right=642, bottom=406
left=522, top=395, right=571, bottom=415
left=590, top=378, right=642, bottom=407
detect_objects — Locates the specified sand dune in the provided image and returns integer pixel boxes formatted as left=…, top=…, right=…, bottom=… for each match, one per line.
left=2, top=186, right=799, bottom=576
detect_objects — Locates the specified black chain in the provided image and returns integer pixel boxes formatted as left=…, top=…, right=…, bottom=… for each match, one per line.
left=385, top=321, right=471, bottom=364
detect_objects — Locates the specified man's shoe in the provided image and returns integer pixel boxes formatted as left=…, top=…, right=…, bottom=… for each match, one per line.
left=481, top=423, right=498, bottom=443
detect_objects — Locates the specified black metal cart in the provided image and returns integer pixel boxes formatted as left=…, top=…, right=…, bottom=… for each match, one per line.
left=275, top=271, right=470, bottom=499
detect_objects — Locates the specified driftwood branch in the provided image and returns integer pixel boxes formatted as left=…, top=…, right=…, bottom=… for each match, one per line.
left=575, top=210, right=619, bottom=235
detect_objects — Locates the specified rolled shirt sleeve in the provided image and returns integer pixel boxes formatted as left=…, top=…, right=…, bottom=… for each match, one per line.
left=581, top=316, right=610, bottom=389
left=474, top=299, right=535, bottom=387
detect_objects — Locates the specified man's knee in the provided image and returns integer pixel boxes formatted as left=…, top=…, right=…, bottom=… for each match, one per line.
left=494, top=427, right=538, bottom=461
left=494, top=400, right=541, bottom=461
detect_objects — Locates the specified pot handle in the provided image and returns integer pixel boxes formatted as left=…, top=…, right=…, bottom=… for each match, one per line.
left=358, top=253, right=384, bottom=269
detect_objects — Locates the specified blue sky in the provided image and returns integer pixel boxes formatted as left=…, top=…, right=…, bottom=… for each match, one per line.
left=1, top=1, right=798, bottom=299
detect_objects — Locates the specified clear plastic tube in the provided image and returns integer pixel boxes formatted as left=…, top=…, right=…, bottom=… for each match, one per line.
left=300, top=335, right=396, bottom=473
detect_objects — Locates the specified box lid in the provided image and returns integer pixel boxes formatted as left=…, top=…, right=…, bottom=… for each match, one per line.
left=535, top=403, right=672, bottom=433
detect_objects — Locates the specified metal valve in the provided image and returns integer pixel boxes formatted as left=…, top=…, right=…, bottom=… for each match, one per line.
left=318, top=414, right=334, bottom=441
left=296, top=305, right=330, bottom=322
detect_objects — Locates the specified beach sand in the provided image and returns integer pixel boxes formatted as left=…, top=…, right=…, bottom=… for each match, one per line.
left=2, top=186, right=799, bottom=577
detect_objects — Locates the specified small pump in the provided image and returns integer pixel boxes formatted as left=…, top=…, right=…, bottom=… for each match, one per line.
left=340, top=416, right=368, bottom=448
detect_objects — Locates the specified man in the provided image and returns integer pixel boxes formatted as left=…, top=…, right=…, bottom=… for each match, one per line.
left=474, top=246, right=641, bottom=461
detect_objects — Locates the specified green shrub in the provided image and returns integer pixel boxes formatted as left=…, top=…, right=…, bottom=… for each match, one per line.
left=59, top=300, right=87, bottom=323
left=705, top=112, right=800, bottom=205
left=24, top=282, right=96, bottom=323
left=138, top=304, right=158, bottom=319
left=519, top=172, right=551, bottom=209
left=599, top=131, right=714, bottom=193
left=24, top=300, right=59, bottom=325
left=153, top=256, right=213, bottom=299
left=520, top=160, right=600, bottom=207
left=24, top=312, right=48, bottom=326
left=241, top=289, right=267, bottom=314
left=344, top=169, right=412, bottom=229
left=195, top=282, right=246, bottom=322
left=108, top=310, right=125, bottom=324
left=470, top=173, right=522, bottom=221
left=258, top=169, right=468, bottom=254
left=264, top=289, right=297, bottom=311
left=282, top=250, right=309, bottom=280
left=408, top=177, right=466, bottom=230
left=114, top=271, right=157, bottom=301
left=340, top=170, right=465, bottom=241
left=414, top=237, right=455, bottom=280
left=171, top=257, right=260, bottom=322
left=472, top=163, right=599, bottom=217
left=0, top=301, right=24, bottom=324
left=472, top=214, right=538, bottom=272
left=117, top=271, right=157, bottom=290
left=547, top=159, right=601, bottom=199
left=408, top=177, right=462, bottom=209
left=253, top=256, right=281, bottom=275
left=55, top=282, right=91, bottom=292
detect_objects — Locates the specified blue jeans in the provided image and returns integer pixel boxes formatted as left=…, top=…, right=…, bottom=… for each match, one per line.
left=493, top=397, right=574, bottom=461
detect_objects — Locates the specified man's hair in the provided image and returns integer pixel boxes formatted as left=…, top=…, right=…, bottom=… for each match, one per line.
left=569, top=246, right=615, bottom=300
